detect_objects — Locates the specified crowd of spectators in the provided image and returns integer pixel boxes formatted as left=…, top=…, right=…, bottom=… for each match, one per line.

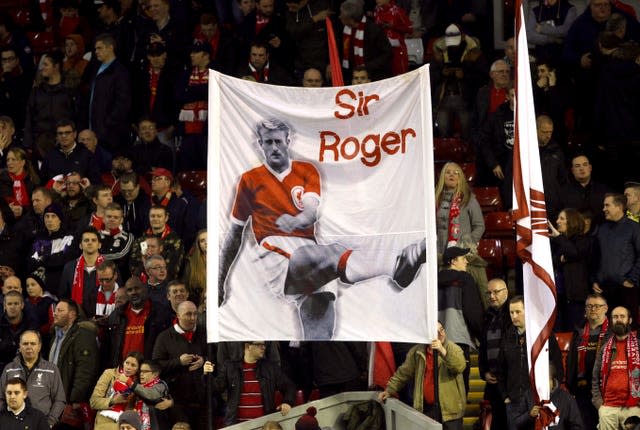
left=0, top=0, right=640, bottom=428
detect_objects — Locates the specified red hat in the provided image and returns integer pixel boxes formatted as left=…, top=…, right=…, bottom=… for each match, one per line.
left=295, top=406, right=320, bottom=430
left=151, top=168, right=173, bottom=180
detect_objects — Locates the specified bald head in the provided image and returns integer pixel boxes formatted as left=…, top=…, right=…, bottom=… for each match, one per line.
left=177, top=301, right=198, bottom=331
left=78, top=129, right=98, bottom=152
left=302, top=68, right=323, bottom=87
left=2, top=276, right=21, bottom=295
left=487, top=278, right=508, bottom=309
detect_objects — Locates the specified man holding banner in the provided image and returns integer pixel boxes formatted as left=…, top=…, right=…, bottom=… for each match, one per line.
left=218, top=118, right=426, bottom=340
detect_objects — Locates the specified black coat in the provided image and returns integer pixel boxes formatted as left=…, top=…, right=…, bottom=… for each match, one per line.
left=40, top=144, right=100, bottom=185
left=132, top=63, right=179, bottom=130
left=0, top=404, right=49, bottom=430
left=83, top=59, right=132, bottom=153
left=551, top=234, right=594, bottom=302
left=23, top=81, right=77, bottom=150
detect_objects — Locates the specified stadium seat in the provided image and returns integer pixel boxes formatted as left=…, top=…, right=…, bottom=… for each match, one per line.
left=554, top=332, right=573, bottom=385
left=26, top=31, right=54, bottom=56
left=434, top=137, right=473, bottom=163
left=294, top=389, right=305, bottom=406
left=477, top=238, right=503, bottom=280
left=460, top=162, right=476, bottom=185
left=177, top=170, right=207, bottom=202
left=501, top=238, right=517, bottom=268
left=8, top=8, right=32, bottom=27
left=473, top=187, right=503, bottom=213
left=484, top=211, right=515, bottom=239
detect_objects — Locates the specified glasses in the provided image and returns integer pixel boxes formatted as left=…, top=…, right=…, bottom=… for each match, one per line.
left=585, top=304, right=606, bottom=310
left=485, top=288, right=507, bottom=297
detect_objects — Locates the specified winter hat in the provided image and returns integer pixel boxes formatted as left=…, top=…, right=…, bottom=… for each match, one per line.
left=443, top=246, right=469, bottom=266
left=118, top=411, right=142, bottom=430
left=26, top=268, right=47, bottom=293
left=445, top=24, right=462, bottom=47
left=296, top=406, right=320, bottom=430
left=43, top=203, right=64, bottom=222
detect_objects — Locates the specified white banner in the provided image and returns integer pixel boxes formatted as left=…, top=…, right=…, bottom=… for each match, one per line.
left=207, top=66, right=437, bottom=342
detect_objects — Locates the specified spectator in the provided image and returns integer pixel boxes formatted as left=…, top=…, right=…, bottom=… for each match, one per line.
left=378, top=321, right=466, bottom=429
left=95, top=0, right=136, bottom=66
left=132, top=359, right=172, bottom=430
left=55, top=0, right=92, bottom=48
left=90, top=350, right=143, bottom=427
left=285, top=0, right=330, bottom=79
left=0, top=16, right=35, bottom=76
left=435, top=162, right=484, bottom=253
left=431, top=23, right=486, bottom=139
left=84, top=33, right=132, bottom=154
left=338, top=0, right=392, bottom=82
left=166, top=280, right=188, bottom=319
left=479, top=279, right=511, bottom=430
left=62, top=34, right=89, bottom=90
left=150, top=172, right=188, bottom=238
left=94, top=260, right=121, bottom=321
left=0, top=291, right=39, bottom=367
left=49, top=299, right=100, bottom=424
left=78, top=129, right=112, bottom=174
left=103, top=277, right=171, bottom=369
left=625, top=182, right=640, bottom=222
left=102, top=152, right=152, bottom=197
left=0, top=47, right=32, bottom=132
left=307, top=342, right=367, bottom=398
left=562, top=154, right=609, bottom=226
left=24, top=51, right=77, bottom=159
left=301, top=68, right=323, bottom=87
left=0, top=116, right=20, bottom=167
left=0, top=377, right=49, bottom=430
left=59, top=227, right=104, bottom=317
left=206, top=340, right=295, bottom=425
left=80, top=184, right=113, bottom=231
left=183, top=229, right=205, bottom=305
left=532, top=61, right=570, bottom=145
left=0, top=330, right=65, bottom=427
left=153, top=301, right=207, bottom=427
left=351, top=65, right=371, bottom=84
left=135, top=0, right=189, bottom=68
left=593, top=194, right=640, bottom=318
left=144, top=255, right=169, bottom=306
left=130, top=118, right=174, bottom=176
left=526, top=0, right=577, bottom=63
left=537, top=115, right=567, bottom=222
left=132, top=43, right=179, bottom=141
left=567, top=293, right=610, bottom=430
left=40, top=119, right=100, bottom=185
left=374, top=0, right=412, bottom=76
left=118, top=410, right=143, bottom=430
left=27, top=203, right=78, bottom=297
left=99, top=202, right=133, bottom=278
left=61, top=172, right=92, bottom=227
left=115, top=172, right=151, bottom=238
left=193, top=13, right=236, bottom=75
left=592, top=305, right=640, bottom=429
left=0, top=147, right=40, bottom=212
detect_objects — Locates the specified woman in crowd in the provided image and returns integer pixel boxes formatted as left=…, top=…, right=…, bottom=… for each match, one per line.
left=25, top=269, right=57, bottom=349
left=549, top=208, right=593, bottom=330
left=90, top=351, right=144, bottom=430
left=0, top=147, right=40, bottom=209
left=183, top=229, right=206, bottom=305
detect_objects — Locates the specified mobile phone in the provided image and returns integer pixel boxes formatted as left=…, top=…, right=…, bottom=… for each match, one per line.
left=140, top=241, right=148, bottom=255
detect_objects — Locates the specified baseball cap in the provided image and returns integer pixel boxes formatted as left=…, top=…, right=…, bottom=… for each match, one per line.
left=443, top=246, right=469, bottom=266
left=445, top=24, right=462, bottom=47
left=151, top=168, right=173, bottom=181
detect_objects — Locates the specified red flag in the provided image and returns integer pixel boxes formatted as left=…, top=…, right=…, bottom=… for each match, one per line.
left=513, top=0, right=557, bottom=418
left=368, top=342, right=396, bottom=388
left=326, top=17, right=344, bottom=87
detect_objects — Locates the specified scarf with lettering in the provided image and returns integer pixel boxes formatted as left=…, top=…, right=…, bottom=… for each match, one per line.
left=342, top=16, right=366, bottom=70
left=600, top=331, right=640, bottom=407
left=135, top=376, right=162, bottom=430
left=9, top=171, right=29, bottom=206
left=578, top=318, right=608, bottom=377
left=447, top=192, right=462, bottom=247
left=178, top=68, right=208, bottom=134
left=71, top=254, right=104, bottom=305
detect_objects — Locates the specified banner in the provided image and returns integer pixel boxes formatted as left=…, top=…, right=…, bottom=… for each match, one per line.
left=513, top=0, right=558, bottom=414
left=207, top=66, right=437, bottom=342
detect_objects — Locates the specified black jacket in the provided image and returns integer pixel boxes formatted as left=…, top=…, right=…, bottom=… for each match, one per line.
left=539, top=141, right=567, bottom=222
left=23, top=81, right=77, bottom=150
left=0, top=404, right=49, bottom=430
left=479, top=303, right=511, bottom=377
left=212, top=357, right=296, bottom=426
left=0, top=313, right=39, bottom=368
left=103, top=300, right=171, bottom=369
left=551, top=234, right=594, bottom=302
left=566, top=318, right=610, bottom=394
left=40, top=144, right=100, bottom=185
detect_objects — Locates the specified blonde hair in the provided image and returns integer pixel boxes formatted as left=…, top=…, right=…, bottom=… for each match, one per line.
left=435, top=162, right=471, bottom=207
left=185, top=229, right=206, bottom=298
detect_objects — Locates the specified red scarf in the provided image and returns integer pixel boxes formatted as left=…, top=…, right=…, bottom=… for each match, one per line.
left=71, top=255, right=105, bottom=305
left=134, top=376, right=161, bottom=430
left=148, top=67, right=160, bottom=111
left=600, top=331, right=640, bottom=407
left=9, top=171, right=29, bottom=206
left=423, top=346, right=435, bottom=405
left=146, top=224, right=172, bottom=240
left=152, top=191, right=172, bottom=207
left=249, top=61, right=270, bottom=83
left=91, top=213, right=105, bottom=231
left=342, top=16, right=366, bottom=70
left=447, top=192, right=462, bottom=246
left=180, top=68, right=208, bottom=134
left=255, top=13, right=270, bottom=35
left=174, top=322, right=195, bottom=342
left=96, top=284, right=118, bottom=317
left=578, top=318, right=608, bottom=377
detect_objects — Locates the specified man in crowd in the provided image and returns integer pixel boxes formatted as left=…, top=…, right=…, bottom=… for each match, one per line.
left=94, top=260, right=120, bottom=321
left=61, top=172, right=92, bottom=227
left=537, top=115, right=567, bottom=222
left=479, top=279, right=511, bottom=430
left=150, top=169, right=187, bottom=237
left=624, top=182, right=640, bottom=222
left=562, top=154, right=609, bottom=225
left=592, top=306, right=640, bottom=429
left=144, top=255, right=169, bottom=306
left=0, top=291, right=38, bottom=366
left=78, top=129, right=112, bottom=174
left=593, top=194, right=640, bottom=317
left=166, top=280, right=188, bottom=319
left=0, top=377, right=49, bottom=430
left=99, top=202, right=133, bottom=277
left=116, top=172, right=151, bottom=238
left=567, top=293, right=610, bottom=430
left=49, top=299, right=100, bottom=422
left=0, top=330, right=65, bottom=427
left=301, top=68, right=323, bottom=87
left=153, top=301, right=207, bottom=427
left=351, top=66, right=371, bottom=85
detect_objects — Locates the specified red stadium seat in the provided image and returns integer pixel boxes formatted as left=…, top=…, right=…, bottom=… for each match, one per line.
left=294, top=389, right=305, bottom=406
left=473, top=187, right=503, bottom=213
left=501, top=238, right=517, bottom=268
left=433, top=137, right=473, bottom=163
left=484, top=211, right=515, bottom=239
left=26, top=31, right=54, bottom=55
left=555, top=332, right=573, bottom=384
left=177, top=170, right=207, bottom=202
left=477, top=238, right=503, bottom=280
left=8, top=8, right=32, bottom=28
left=308, top=389, right=320, bottom=401
left=433, top=161, right=476, bottom=185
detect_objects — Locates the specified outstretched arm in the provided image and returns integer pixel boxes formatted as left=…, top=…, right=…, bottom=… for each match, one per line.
left=218, top=223, right=245, bottom=303
left=275, top=196, right=319, bottom=233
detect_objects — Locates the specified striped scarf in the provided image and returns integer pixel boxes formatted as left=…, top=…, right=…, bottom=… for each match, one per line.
left=600, top=331, right=640, bottom=407
left=342, top=16, right=366, bottom=69
left=577, top=318, right=608, bottom=377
